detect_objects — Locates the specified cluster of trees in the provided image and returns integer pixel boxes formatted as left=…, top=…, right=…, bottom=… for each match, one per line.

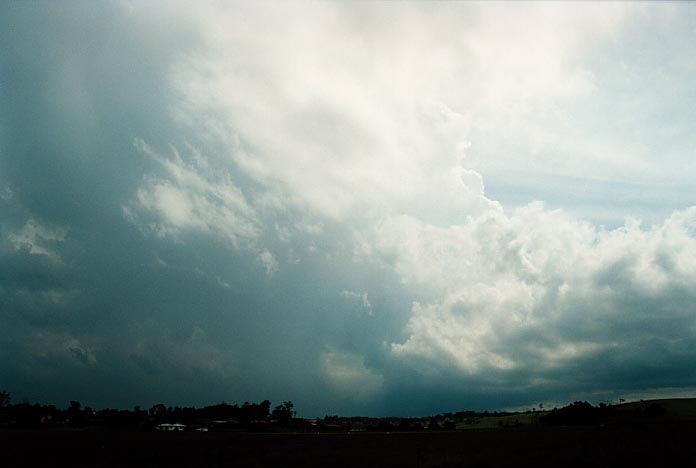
left=145, top=400, right=294, bottom=424
left=539, top=401, right=613, bottom=426
left=320, top=409, right=517, bottom=432
left=6, top=389, right=668, bottom=432
left=0, top=390, right=295, bottom=430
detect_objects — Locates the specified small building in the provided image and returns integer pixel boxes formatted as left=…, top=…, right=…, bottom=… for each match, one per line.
left=156, top=423, right=186, bottom=431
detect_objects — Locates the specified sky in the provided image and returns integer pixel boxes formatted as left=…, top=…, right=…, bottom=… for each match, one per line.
left=2, top=1, right=696, bottom=417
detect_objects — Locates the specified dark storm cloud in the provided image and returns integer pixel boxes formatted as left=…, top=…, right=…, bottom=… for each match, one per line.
left=0, top=1, right=279, bottom=408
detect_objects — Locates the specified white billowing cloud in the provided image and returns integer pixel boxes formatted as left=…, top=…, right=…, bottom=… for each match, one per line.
left=160, top=1, right=642, bottom=232
left=257, top=249, right=279, bottom=276
left=149, top=2, right=636, bottom=239
left=130, top=139, right=260, bottom=247
left=170, top=2, right=588, bottom=224
left=7, top=219, right=68, bottom=260
left=130, top=140, right=286, bottom=277
left=387, top=205, right=696, bottom=382
left=341, top=290, right=373, bottom=315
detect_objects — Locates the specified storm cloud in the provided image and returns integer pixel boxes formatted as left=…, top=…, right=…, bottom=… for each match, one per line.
left=3, top=1, right=696, bottom=417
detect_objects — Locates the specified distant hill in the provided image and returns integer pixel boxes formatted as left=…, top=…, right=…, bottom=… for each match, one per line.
left=613, top=398, right=696, bottom=422
left=538, top=398, right=696, bottom=427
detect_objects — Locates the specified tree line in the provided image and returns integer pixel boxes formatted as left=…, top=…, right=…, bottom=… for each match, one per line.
left=0, top=390, right=295, bottom=430
left=4, top=388, right=659, bottom=432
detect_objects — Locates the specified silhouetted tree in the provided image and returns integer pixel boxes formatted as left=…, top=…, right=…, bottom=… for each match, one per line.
left=133, top=405, right=148, bottom=423
left=540, top=401, right=613, bottom=426
left=259, top=400, right=271, bottom=418
left=67, top=400, right=85, bottom=427
left=272, top=401, right=295, bottom=424
left=149, top=403, right=167, bottom=421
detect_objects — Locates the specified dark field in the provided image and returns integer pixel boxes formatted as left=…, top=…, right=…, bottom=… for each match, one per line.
left=3, top=423, right=696, bottom=467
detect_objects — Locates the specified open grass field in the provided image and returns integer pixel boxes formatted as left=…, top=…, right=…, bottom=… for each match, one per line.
left=2, top=423, right=696, bottom=467
left=3, top=399, right=696, bottom=467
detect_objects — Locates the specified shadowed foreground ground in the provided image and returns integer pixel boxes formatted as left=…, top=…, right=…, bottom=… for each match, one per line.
left=3, top=422, right=696, bottom=467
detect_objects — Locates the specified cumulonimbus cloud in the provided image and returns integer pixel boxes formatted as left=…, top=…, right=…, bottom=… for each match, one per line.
left=154, top=1, right=696, bottom=405
left=4, top=0, right=696, bottom=415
